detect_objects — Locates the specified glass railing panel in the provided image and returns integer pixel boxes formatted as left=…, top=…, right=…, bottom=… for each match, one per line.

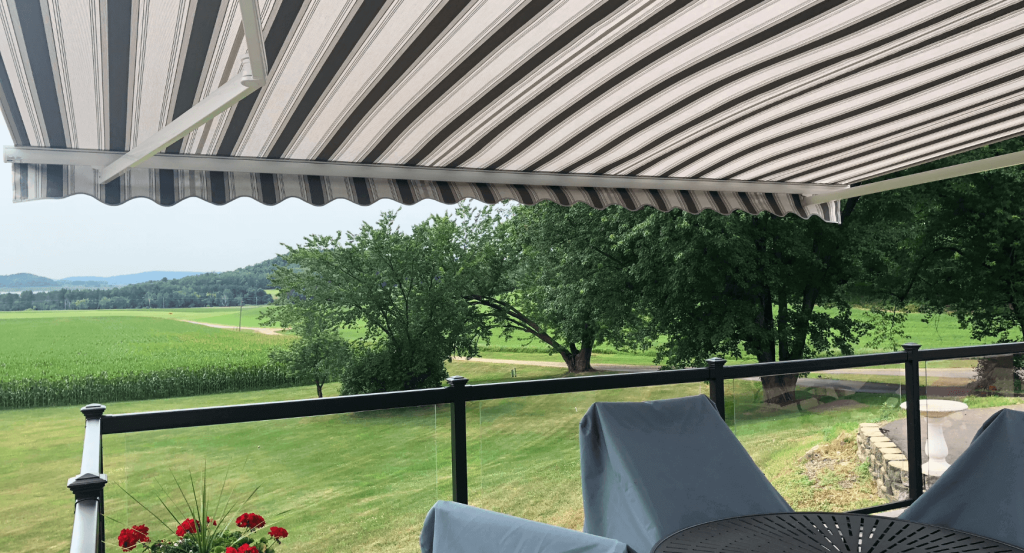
left=104, top=404, right=444, bottom=553
left=471, top=377, right=706, bottom=530
left=733, top=367, right=907, bottom=512
left=919, top=355, right=1023, bottom=490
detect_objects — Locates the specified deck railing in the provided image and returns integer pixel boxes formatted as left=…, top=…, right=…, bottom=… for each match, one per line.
left=67, top=342, right=1024, bottom=553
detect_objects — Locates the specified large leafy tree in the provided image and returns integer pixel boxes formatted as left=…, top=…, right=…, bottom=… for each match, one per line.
left=611, top=207, right=868, bottom=404
left=265, top=211, right=489, bottom=394
left=856, top=138, right=1024, bottom=343
left=467, top=203, right=646, bottom=373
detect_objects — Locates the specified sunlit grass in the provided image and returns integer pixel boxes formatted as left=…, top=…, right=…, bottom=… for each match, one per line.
left=2, top=362, right=955, bottom=553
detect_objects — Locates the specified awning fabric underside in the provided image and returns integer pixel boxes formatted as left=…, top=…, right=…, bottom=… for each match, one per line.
left=4, top=0, right=1024, bottom=223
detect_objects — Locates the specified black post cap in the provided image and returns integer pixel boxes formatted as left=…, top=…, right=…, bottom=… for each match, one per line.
left=67, top=473, right=107, bottom=500
left=81, top=404, right=106, bottom=420
left=706, top=357, right=726, bottom=369
left=902, top=343, right=922, bottom=352
left=446, top=376, right=468, bottom=388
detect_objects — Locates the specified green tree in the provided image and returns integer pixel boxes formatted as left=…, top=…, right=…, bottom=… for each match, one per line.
left=612, top=207, right=868, bottom=404
left=269, top=313, right=348, bottom=398
left=469, top=203, right=645, bottom=372
left=854, top=138, right=1024, bottom=343
left=265, top=211, right=489, bottom=394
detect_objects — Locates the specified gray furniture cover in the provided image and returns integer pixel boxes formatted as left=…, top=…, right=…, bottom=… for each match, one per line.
left=421, top=500, right=635, bottom=553
left=899, top=408, right=1024, bottom=548
left=580, top=396, right=792, bottom=553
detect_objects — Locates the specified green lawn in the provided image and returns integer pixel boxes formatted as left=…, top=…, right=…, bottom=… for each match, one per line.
left=11, top=359, right=1013, bottom=553
left=2, top=305, right=1016, bottom=372
left=1, top=304, right=1020, bottom=551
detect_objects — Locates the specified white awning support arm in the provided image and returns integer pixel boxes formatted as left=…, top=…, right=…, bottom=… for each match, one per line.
left=239, top=0, right=267, bottom=87
left=802, top=149, right=1024, bottom=206
left=95, top=0, right=267, bottom=185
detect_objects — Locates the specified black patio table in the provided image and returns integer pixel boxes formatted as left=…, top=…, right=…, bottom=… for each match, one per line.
left=651, top=512, right=1024, bottom=553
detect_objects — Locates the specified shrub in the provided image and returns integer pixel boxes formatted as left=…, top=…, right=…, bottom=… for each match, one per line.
left=338, top=341, right=447, bottom=396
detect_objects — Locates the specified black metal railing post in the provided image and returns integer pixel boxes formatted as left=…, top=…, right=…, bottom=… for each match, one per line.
left=447, top=376, right=469, bottom=504
left=903, top=343, right=924, bottom=499
left=707, top=357, right=727, bottom=421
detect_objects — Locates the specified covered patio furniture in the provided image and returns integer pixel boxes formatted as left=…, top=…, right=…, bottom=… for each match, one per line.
left=420, top=500, right=636, bottom=553
left=899, top=408, right=1024, bottom=549
left=579, top=396, right=792, bottom=553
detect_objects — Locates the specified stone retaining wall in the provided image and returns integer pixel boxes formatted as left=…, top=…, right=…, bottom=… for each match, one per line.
left=857, top=422, right=936, bottom=502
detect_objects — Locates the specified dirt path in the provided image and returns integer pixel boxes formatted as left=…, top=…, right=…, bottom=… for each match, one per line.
left=181, top=320, right=284, bottom=335
left=455, top=358, right=978, bottom=377
left=454, top=357, right=657, bottom=372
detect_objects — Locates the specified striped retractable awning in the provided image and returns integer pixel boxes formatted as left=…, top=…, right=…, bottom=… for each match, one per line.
left=4, top=0, right=1024, bottom=223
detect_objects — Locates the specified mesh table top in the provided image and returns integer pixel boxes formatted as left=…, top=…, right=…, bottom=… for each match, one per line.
left=651, top=513, right=1024, bottom=553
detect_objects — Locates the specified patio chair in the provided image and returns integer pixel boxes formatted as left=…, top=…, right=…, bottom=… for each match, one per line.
left=421, top=501, right=635, bottom=553
left=580, top=396, right=792, bottom=553
left=899, top=408, right=1024, bottom=548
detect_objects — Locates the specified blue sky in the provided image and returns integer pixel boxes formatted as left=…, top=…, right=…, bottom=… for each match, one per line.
left=0, top=125, right=468, bottom=280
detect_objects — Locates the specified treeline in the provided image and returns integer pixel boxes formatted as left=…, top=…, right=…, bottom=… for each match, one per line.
left=0, top=257, right=287, bottom=311
left=267, top=137, right=1024, bottom=404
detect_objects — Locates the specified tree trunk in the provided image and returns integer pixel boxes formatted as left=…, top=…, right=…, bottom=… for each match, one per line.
left=972, top=355, right=1015, bottom=395
left=561, top=331, right=596, bottom=373
left=316, top=381, right=324, bottom=398
left=561, top=346, right=594, bottom=373
left=760, top=374, right=800, bottom=405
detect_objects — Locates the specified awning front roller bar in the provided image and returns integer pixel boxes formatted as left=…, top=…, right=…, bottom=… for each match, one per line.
left=3, top=0, right=1024, bottom=223
left=10, top=146, right=1024, bottom=207
left=4, top=147, right=838, bottom=196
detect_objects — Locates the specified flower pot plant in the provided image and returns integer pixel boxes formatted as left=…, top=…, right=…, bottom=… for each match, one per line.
left=109, top=468, right=288, bottom=553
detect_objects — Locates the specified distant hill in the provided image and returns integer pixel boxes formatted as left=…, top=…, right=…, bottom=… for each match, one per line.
left=61, top=271, right=203, bottom=286
left=2, top=257, right=290, bottom=310
left=0, top=273, right=107, bottom=290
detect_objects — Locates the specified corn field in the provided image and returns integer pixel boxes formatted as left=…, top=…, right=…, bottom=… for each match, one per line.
left=0, top=364, right=307, bottom=409
left=0, top=315, right=299, bottom=409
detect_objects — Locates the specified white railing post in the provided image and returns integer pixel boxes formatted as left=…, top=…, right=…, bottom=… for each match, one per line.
left=68, top=404, right=106, bottom=553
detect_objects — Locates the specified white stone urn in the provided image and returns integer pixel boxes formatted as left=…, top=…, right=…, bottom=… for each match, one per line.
left=900, top=399, right=969, bottom=476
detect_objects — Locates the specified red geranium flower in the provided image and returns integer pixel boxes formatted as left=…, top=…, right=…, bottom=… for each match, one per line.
left=235, top=513, right=266, bottom=529
left=226, top=544, right=259, bottom=553
left=117, top=525, right=150, bottom=551
left=269, top=526, right=288, bottom=539
left=176, top=518, right=198, bottom=537
left=207, top=516, right=217, bottom=526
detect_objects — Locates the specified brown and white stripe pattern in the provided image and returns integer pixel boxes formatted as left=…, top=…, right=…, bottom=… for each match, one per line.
left=4, top=0, right=1024, bottom=221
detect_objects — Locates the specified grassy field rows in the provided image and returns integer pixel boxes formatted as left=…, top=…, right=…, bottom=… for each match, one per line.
left=0, top=305, right=1007, bottom=410
left=1, top=305, right=1016, bottom=375
left=0, top=316, right=284, bottom=379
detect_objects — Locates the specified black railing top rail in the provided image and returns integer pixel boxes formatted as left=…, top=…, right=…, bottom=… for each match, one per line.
left=101, top=386, right=452, bottom=435
left=99, top=342, right=1023, bottom=435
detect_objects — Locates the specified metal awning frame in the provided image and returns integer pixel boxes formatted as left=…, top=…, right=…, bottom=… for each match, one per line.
left=4, top=146, right=839, bottom=196
left=94, top=0, right=267, bottom=185
left=8, top=146, right=1024, bottom=207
